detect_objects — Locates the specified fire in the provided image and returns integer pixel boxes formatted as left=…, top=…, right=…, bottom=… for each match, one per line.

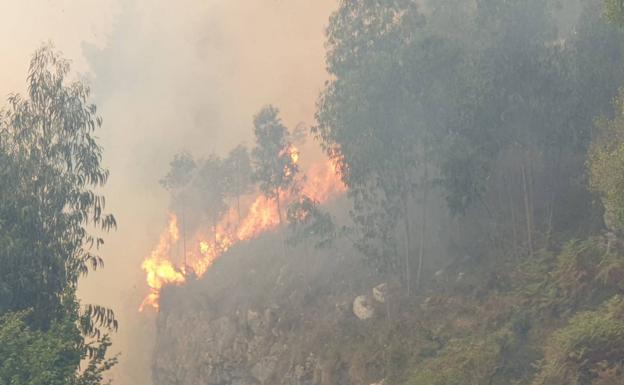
left=302, top=159, right=347, bottom=201
left=236, top=196, right=280, bottom=241
left=139, top=214, right=186, bottom=311
left=140, top=152, right=346, bottom=311
left=289, top=146, right=300, bottom=164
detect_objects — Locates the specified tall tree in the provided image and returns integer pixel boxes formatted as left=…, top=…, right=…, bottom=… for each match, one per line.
left=195, top=155, right=228, bottom=250
left=251, top=105, right=299, bottom=225
left=316, top=0, right=624, bottom=289
left=0, top=44, right=117, bottom=383
left=315, top=0, right=455, bottom=293
left=222, top=145, right=254, bottom=226
left=160, top=151, right=196, bottom=263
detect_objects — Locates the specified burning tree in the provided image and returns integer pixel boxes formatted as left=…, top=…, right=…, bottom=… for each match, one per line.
left=195, top=155, right=229, bottom=251
left=160, top=151, right=197, bottom=264
left=222, top=144, right=254, bottom=226
left=251, top=105, right=299, bottom=225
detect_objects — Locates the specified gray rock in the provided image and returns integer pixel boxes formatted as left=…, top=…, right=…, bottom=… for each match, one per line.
left=353, top=295, right=375, bottom=320
left=372, top=283, right=387, bottom=303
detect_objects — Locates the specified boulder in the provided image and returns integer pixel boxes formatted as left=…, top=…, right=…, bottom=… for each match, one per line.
left=372, top=283, right=387, bottom=303
left=353, top=295, right=375, bottom=320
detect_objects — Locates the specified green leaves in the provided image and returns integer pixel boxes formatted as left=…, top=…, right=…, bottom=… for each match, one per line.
left=0, top=44, right=117, bottom=384
left=533, top=295, right=624, bottom=385
left=160, top=151, right=196, bottom=191
left=605, top=0, right=624, bottom=27
left=286, top=196, right=337, bottom=249
left=0, top=309, right=117, bottom=385
left=252, top=105, right=299, bottom=223
left=588, top=89, right=624, bottom=233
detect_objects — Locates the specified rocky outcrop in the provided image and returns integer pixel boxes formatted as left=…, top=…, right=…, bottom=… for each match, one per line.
left=151, top=235, right=390, bottom=385
left=153, top=304, right=341, bottom=385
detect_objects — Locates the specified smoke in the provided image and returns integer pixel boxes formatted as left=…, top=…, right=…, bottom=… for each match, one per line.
left=1, top=1, right=337, bottom=384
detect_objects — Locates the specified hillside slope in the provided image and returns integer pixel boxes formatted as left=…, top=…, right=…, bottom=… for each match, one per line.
left=152, top=227, right=624, bottom=385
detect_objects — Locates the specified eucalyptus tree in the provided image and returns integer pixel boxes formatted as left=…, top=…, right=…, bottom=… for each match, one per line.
left=317, top=0, right=624, bottom=291
left=315, top=0, right=464, bottom=293
left=195, top=154, right=228, bottom=249
left=443, top=0, right=624, bottom=252
left=0, top=44, right=116, bottom=327
left=251, top=105, right=299, bottom=225
left=0, top=44, right=117, bottom=383
left=222, top=144, right=254, bottom=225
left=287, top=196, right=337, bottom=250
left=160, top=151, right=197, bottom=193
left=160, top=151, right=196, bottom=261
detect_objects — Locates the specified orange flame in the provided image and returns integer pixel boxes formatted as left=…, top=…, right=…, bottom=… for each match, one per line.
left=139, top=214, right=186, bottom=311
left=140, top=152, right=346, bottom=311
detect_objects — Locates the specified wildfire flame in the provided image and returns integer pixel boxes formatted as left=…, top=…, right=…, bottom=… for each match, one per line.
left=139, top=150, right=346, bottom=311
left=139, top=214, right=185, bottom=311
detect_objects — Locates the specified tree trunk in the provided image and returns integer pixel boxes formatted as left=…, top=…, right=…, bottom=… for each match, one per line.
left=403, top=195, right=411, bottom=297
left=276, top=187, right=287, bottom=259
left=528, top=151, right=535, bottom=239
left=276, top=188, right=283, bottom=226
left=505, top=175, right=518, bottom=257
left=521, top=161, right=533, bottom=257
left=417, top=160, right=428, bottom=290
left=546, top=148, right=562, bottom=246
left=236, top=194, right=241, bottom=228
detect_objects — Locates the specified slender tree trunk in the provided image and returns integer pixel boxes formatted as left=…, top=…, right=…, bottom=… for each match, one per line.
left=276, top=188, right=283, bottom=226
left=546, top=148, right=562, bottom=246
left=505, top=175, right=518, bottom=257
left=521, top=161, right=533, bottom=257
left=528, top=150, right=535, bottom=238
left=403, top=195, right=411, bottom=297
left=417, top=160, right=428, bottom=290
left=275, top=187, right=287, bottom=259
left=236, top=194, right=241, bottom=228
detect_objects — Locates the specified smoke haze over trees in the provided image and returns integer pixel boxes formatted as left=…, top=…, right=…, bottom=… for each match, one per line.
left=6, top=0, right=624, bottom=384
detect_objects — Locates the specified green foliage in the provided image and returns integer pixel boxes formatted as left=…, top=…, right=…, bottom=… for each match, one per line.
left=0, top=44, right=116, bottom=328
left=0, top=44, right=117, bottom=384
left=515, top=238, right=623, bottom=317
left=389, top=237, right=624, bottom=385
left=0, top=310, right=117, bottom=385
left=252, top=105, right=299, bottom=223
left=222, top=145, right=254, bottom=213
left=588, top=89, right=624, bottom=232
left=286, top=196, right=337, bottom=249
left=160, top=151, right=196, bottom=191
left=0, top=311, right=81, bottom=385
left=533, top=295, right=624, bottom=385
left=315, top=0, right=624, bottom=274
left=161, top=151, right=232, bottom=239
left=408, top=332, right=510, bottom=385
left=605, top=0, right=624, bottom=27
left=195, top=155, right=228, bottom=227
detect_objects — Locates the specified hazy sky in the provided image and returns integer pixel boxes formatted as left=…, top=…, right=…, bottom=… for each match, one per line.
left=0, top=1, right=337, bottom=383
